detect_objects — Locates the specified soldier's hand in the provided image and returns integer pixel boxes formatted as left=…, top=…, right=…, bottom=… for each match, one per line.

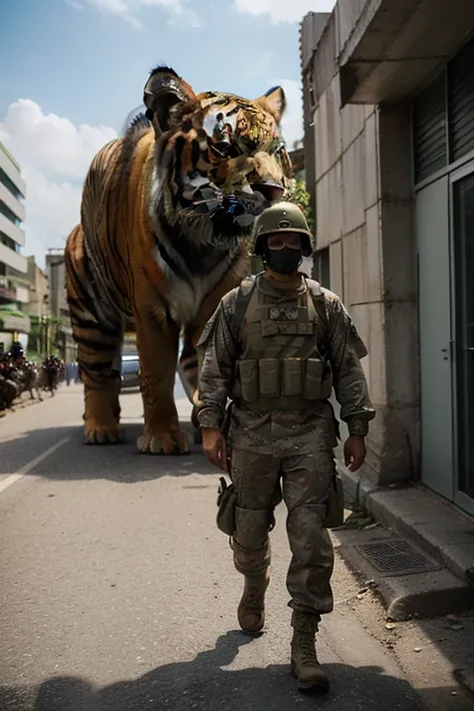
left=344, top=435, right=366, bottom=472
left=202, top=427, right=228, bottom=473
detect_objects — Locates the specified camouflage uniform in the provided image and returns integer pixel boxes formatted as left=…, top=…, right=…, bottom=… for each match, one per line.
left=199, top=275, right=373, bottom=577
left=197, top=202, right=375, bottom=691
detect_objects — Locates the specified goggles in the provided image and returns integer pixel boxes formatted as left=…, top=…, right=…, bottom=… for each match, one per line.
left=266, top=233, right=301, bottom=250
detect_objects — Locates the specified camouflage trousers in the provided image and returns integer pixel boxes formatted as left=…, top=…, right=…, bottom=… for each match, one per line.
left=230, top=447, right=335, bottom=618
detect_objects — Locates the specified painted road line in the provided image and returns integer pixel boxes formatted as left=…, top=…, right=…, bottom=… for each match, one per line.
left=0, top=437, right=70, bottom=495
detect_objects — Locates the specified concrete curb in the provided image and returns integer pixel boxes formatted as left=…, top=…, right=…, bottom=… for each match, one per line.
left=332, top=458, right=474, bottom=621
left=336, top=459, right=474, bottom=585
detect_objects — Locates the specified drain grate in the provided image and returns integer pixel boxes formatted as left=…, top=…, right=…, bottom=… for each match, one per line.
left=354, top=539, right=441, bottom=576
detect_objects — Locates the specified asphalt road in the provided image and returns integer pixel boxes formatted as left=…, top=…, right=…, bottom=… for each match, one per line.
left=0, top=383, right=433, bottom=710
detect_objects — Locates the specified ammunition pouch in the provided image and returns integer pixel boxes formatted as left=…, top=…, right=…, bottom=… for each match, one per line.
left=236, top=356, right=332, bottom=411
left=322, top=472, right=345, bottom=529
left=216, top=476, right=237, bottom=536
left=216, top=478, right=277, bottom=538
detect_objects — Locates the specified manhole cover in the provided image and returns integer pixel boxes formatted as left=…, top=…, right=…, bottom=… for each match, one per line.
left=354, top=539, right=441, bottom=576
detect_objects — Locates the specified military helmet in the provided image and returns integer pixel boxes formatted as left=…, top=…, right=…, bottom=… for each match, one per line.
left=251, top=202, right=314, bottom=257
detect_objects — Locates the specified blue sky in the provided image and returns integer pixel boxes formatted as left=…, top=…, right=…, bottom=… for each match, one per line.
left=0, top=0, right=336, bottom=266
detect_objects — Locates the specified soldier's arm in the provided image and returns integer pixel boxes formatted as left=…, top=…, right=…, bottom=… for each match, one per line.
left=324, top=291, right=375, bottom=436
left=196, top=290, right=240, bottom=430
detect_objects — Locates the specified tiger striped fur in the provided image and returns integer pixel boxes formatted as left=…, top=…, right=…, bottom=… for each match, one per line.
left=65, top=66, right=292, bottom=454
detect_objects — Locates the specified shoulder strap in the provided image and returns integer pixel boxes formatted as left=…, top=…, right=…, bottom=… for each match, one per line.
left=232, top=274, right=257, bottom=337
left=306, top=279, right=331, bottom=356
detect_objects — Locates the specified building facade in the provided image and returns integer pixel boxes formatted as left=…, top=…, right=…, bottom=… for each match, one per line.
left=45, top=251, right=76, bottom=362
left=45, top=252, right=68, bottom=321
left=300, top=1, right=474, bottom=517
left=0, top=142, right=30, bottom=352
left=24, top=256, right=49, bottom=319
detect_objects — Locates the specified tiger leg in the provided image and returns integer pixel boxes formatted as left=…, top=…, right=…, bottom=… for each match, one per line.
left=178, top=325, right=203, bottom=444
left=135, top=313, right=189, bottom=455
left=73, top=321, right=124, bottom=445
left=65, top=225, right=125, bottom=445
left=82, top=370, right=123, bottom=444
left=178, top=325, right=200, bottom=412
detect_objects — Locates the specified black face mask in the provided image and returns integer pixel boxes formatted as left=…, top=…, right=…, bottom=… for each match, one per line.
left=265, top=247, right=302, bottom=275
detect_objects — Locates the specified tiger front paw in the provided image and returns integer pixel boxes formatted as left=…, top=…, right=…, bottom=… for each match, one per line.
left=136, top=429, right=190, bottom=455
left=84, top=421, right=125, bottom=445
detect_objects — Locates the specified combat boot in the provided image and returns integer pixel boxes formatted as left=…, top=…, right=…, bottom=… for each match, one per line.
left=290, top=611, right=329, bottom=692
left=237, top=569, right=270, bottom=635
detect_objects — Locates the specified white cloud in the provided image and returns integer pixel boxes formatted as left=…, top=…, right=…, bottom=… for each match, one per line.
left=69, top=0, right=200, bottom=29
left=0, top=100, right=117, bottom=268
left=271, top=78, right=303, bottom=149
left=234, top=0, right=336, bottom=24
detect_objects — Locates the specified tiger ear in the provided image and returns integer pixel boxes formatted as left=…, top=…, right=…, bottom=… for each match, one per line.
left=143, top=66, right=196, bottom=135
left=255, top=86, right=286, bottom=124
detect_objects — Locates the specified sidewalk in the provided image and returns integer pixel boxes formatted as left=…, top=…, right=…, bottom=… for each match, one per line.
left=333, top=447, right=474, bottom=623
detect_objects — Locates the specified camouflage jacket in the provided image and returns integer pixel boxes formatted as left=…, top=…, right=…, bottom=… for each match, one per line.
left=196, top=273, right=375, bottom=454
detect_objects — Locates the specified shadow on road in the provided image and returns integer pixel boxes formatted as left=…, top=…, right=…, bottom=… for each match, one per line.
left=410, top=615, right=474, bottom=705
left=0, top=629, right=429, bottom=711
left=0, top=422, right=215, bottom=483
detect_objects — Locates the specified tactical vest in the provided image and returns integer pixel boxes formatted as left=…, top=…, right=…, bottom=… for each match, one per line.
left=231, top=274, right=333, bottom=411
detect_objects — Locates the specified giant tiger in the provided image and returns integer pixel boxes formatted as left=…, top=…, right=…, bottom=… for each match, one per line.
left=65, top=66, right=293, bottom=454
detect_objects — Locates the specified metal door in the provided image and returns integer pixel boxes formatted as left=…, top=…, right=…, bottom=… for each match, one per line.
left=416, top=176, right=454, bottom=500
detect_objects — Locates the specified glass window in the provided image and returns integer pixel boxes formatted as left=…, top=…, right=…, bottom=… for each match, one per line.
left=0, top=167, right=23, bottom=200
left=0, top=199, right=21, bottom=226
left=0, top=231, right=17, bottom=250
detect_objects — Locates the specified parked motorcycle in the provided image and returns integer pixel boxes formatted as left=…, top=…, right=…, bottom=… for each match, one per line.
left=0, top=355, right=20, bottom=410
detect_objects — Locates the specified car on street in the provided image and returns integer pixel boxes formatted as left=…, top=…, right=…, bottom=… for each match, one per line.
left=121, top=353, right=140, bottom=389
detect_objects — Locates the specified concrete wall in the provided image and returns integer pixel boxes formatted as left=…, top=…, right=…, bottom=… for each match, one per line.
left=376, top=104, right=419, bottom=485
left=334, top=0, right=370, bottom=57
left=305, top=5, right=419, bottom=486
left=24, top=256, right=49, bottom=317
left=15, top=286, right=29, bottom=304
left=46, top=254, right=68, bottom=320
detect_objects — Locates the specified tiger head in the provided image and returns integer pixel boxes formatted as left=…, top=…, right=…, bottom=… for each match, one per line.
left=142, top=66, right=293, bottom=247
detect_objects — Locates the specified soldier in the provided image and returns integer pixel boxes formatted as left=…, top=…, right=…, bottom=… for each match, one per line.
left=196, top=202, right=375, bottom=693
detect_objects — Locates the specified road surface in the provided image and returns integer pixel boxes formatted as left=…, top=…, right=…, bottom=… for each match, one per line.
left=0, top=383, right=466, bottom=710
